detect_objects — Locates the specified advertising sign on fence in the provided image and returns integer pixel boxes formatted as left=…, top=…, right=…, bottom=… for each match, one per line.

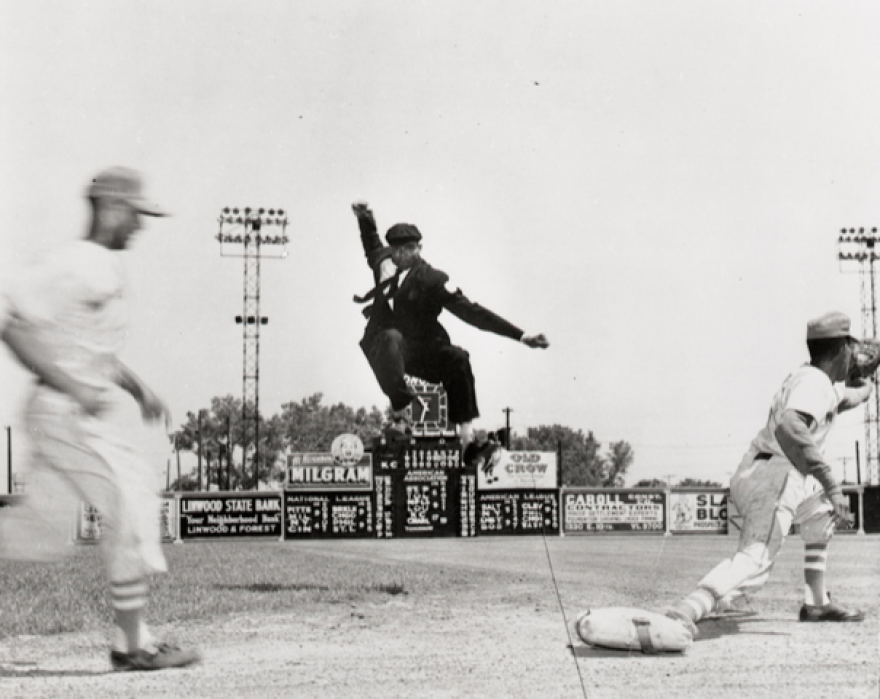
left=178, top=493, right=282, bottom=539
left=562, top=489, right=665, bottom=534
left=283, top=492, right=374, bottom=538
left=285, top=453, right=373, bottom=491
left=478, top=490, right=560, bottom=535
left=476, top=451, right=558, bottom=490
left=285, top=434, right=373, bottom=492
left=75, top=497, right=177, bottom=543
left=669, top=491, right=728, bottom=534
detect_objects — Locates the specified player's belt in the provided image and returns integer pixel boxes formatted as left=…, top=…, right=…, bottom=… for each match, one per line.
left=754, top=452, right=773, bottom=461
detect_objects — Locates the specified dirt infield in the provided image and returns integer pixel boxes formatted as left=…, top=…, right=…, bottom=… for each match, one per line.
left=1, top=534, right=878, bottom=698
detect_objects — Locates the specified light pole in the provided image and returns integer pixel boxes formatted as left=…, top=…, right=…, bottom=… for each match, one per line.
left=838, top=227, right=880, bottom=485
left=502, top=408, right=512, bottom=449
left=218, top=207, right=289, bottom=490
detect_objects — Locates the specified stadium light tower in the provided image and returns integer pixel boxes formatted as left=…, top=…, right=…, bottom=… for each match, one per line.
left=217, top=207, right=289, bottom=489
left=838, top=226, right=880, bottom=485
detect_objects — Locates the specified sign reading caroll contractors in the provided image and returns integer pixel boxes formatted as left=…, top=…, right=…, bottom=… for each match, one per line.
left=476, top=450, right=557, bottom=490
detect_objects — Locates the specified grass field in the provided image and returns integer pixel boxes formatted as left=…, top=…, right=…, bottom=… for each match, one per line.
left=0, top=533, right=878, bottom=698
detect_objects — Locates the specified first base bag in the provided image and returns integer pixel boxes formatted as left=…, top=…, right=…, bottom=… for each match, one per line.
left=575, top=607, right=693, bottom=654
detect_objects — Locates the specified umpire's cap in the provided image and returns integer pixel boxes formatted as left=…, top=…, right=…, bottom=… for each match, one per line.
left=87, top=166, right=169, bottom=217
left=806, top=311, right=857, bottom=341
left=386, top=223, right=422, bottom=246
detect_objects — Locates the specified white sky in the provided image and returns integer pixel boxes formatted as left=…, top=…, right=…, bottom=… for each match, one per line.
left=2, top=0, right=880, bottom=490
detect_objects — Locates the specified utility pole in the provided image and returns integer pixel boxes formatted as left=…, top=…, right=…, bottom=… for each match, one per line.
left=502, top=407, right=512, bottom=449
left=226, top=415, right=232, bottom=491
left=197, top=410, right=203, bottom=492
left=217, top=207, right=289, bottom=490
left=838, top=227, right=880, bottom=484
left=840, top=456, right=851, bottom=484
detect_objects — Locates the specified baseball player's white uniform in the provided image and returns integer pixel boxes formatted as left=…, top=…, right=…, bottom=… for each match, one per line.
left=667, top=312, right=868, bottom=633
left=698, top=364, right=845, bottom=602
left=0, top=240, right=166, bottom=581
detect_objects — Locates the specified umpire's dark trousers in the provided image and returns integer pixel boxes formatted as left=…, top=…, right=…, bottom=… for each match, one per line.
left=362, top=329, right=479, bottom=424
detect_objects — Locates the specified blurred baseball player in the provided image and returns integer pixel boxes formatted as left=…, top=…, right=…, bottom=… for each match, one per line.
left=0, top=167, right=200, bottom=671
left=351, top=201, right=549, bottom=448
left=666, top=311, right=872, bottom=636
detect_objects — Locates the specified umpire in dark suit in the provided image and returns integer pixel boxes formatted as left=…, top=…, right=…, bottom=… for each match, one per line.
left=352, top=201, right=549, bottom=446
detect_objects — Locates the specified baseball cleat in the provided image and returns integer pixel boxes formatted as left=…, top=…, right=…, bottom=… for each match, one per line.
left=110, top=642, right=201, bottom=672
left=798, top=601, right=865, bottom=623
left=663, top=608, right=699, bottom=638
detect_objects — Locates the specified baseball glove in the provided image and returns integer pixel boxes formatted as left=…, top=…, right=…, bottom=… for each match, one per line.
left=850, top=339, right=880, bottom=380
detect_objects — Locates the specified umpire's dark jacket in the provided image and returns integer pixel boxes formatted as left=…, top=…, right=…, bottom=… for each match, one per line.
left=355, top=215, right=524, bottom=349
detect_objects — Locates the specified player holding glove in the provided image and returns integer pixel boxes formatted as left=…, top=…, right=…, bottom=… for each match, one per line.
left=666, top=311, right=870, bottom=636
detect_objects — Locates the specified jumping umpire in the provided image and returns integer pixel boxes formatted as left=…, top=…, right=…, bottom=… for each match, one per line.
left=351, top=201, right=549, bottom=447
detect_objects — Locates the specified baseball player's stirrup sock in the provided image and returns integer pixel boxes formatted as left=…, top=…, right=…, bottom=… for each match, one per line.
left=111, top=579, right=149, bottom=652
left=803, top=543, right=830, bottom=606
left=672, top=588, right=715, bottom=625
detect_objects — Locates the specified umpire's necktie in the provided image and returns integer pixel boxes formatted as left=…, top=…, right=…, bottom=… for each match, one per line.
left=354, top=271, right=401, bottom=317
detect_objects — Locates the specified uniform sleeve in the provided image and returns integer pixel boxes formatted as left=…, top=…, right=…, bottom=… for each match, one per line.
left=440, top=284, right=524, bottom=341
left=7, top=244, right=118, bottom=326
left=775, top=410, right=842, bottom=499
left=783, top=370, right=835, bottom=425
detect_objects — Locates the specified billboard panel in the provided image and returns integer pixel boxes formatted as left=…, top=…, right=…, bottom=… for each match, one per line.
left=285, top=453, right=372, bottom=491
left=669, top=491, right=728, bottom=534
left=562, top=490, right=665, bottom=534
left=477, top=451, right=558, bottom=490
left=75, top=496, right=177, bottom=543
left=178, top=493, right=282, bottom=539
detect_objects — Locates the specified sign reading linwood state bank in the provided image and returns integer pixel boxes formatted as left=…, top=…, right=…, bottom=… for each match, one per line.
left=179, top=493, right=282, bottom=539
left=562, top=489, right=665, bottom=534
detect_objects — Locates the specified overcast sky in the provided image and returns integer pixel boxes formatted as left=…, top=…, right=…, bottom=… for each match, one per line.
left=2, top=1, right=880, bottom=490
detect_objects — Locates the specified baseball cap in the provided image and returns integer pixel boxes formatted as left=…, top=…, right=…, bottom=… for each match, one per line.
left=806, top=311, right=857, bottom=341
left=385, top=223, right=422, bottom=246
left=86, top=166, right=169, bottom=217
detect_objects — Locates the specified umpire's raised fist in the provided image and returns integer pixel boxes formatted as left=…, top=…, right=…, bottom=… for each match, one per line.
left=351, top=201, right=373, bottom=219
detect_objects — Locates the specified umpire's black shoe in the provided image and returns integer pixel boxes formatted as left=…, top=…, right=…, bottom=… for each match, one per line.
left=463, top=440, right=499, bottom=469
left=798, top=601, right=865, bottom=622
left=110, top=643, right=201, bottom=671
left=382, top=416, right=412, bottom=440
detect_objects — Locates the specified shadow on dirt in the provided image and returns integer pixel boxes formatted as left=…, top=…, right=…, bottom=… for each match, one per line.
left=0, top=662, right=107, bottom=678
left=214, top=582, right=330, bottom=593
left=569, top=644, right=689, bottom=659
left=696, top=611, right=791, bottom=641
left=213, top=582, right=408, bottom=595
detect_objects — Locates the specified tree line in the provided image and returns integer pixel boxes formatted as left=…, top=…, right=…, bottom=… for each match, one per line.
left=166, top=393, right=717, bottom=491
